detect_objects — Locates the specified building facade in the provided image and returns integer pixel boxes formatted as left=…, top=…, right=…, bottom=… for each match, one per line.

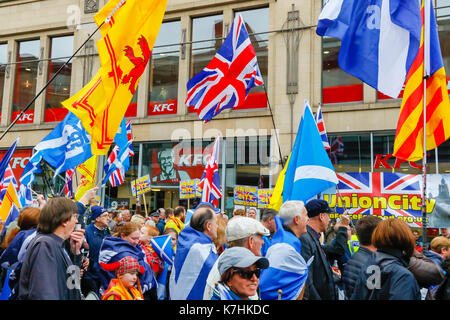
left=0, top=0, right=449, bottom=216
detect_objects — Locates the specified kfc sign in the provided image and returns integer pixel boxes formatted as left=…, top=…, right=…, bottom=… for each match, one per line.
left=12, top=110, right=34, bottom=124
left=0, top=148, right=33, bottom=178
left=148, top=100, right=177, bottom=116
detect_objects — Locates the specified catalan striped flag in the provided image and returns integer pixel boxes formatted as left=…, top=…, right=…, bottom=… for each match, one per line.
left=393, top=0, right=450, bottom=161
left=314, top=104, right=330, bottom=150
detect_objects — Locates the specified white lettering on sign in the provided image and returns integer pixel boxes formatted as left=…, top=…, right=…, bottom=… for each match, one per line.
left=11, top=157, right=31, bottom=169
left=15, top=113, right=34, bottom=122
left=152, top=103, right=175, bottom=113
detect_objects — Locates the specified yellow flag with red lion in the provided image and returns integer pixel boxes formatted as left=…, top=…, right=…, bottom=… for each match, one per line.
left=62, top=0, right=167, bottom=155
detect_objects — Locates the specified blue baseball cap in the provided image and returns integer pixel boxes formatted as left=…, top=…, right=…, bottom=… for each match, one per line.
left=91, top=205, right=108, bottom=220
left=305, top=199, right=332, bottom=218
left=196, top=202, right=221, bottom=214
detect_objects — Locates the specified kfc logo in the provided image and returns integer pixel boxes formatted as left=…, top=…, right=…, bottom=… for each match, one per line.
left=12, top=111, right=34, bottom=124
left=0, top=149, right=33, bottom=178
left=148, top=100, right=177, bottom=116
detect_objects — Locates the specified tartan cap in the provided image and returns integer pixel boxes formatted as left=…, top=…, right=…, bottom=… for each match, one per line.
left=116, top=256, right=144, bottom=276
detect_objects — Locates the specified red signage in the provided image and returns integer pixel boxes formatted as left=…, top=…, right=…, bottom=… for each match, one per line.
left=148, top=99, right=177, bottom=116
left=12, top=110, right=34, bottom=124
left=374, top=154, right=422, bottom=170
left=44, top=107, right=69, bottom=123
left=0, top=148, right=33, bottom=179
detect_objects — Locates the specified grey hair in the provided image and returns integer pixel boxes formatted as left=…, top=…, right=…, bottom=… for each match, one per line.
left=279, top=200, right=305, bottom=225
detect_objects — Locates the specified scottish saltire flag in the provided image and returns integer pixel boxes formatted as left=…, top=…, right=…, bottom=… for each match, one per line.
left=393, top=0, right=450, bottom=161
left=19, top=151, right=42, bottom=206
left=0, top=138, right=19, bottom=185
left=0, top=203, right=20, bottom=238
left=212, top=282, right=234, bottom=300
left=102, top=119, right=133, bottom=187
left=64, top=169, right=75, bottom=198
left=0, top=165, right=18, bottom=203
left=151, top=235, right=174, bottom=265
left=99, top=236, right=156, bottom=293
left=317, top=0, right=422, bottom=98
left=169, top=225, right=218, bottom=300
left=282, top=100, right=338, bottom=202
left=260, top=216, right=311, bottom=300
left=33, top=112, right=93, bottom=177
left=314, top=104, right=330, bottom=150
left=185, top=13, right=264, bottom=122
left=198, top=137, right=222, bottom=206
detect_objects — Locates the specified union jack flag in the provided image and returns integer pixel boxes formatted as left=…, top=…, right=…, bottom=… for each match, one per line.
left=185, top=14, right=264, bottom=122
left=64, top=169, right=75, bottom=198
left=314, top=103, right=330, bottom=150
left=126, top=119, right=134, bottom=156
left=104, top=145, right=126, bottom=187
left=328, top=136, right=344, bottom=164
left=334, top=172, right=423, bottom=227
left=0, top=165, right=18, bottom=203
left=198, top=137, right=222, bottom=206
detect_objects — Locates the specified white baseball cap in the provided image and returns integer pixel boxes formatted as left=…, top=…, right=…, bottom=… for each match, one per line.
left=226, top=217, right=270, bottom=242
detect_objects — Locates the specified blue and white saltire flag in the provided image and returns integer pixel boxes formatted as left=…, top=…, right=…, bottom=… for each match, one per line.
left=314, top=104, right=330, bottom=150
left=99, top=236, right=156, bottom=293
left=0, top=138, right=19, bottom=185
left=169, top=225, right=218, bottom=300
left=33, top=112, right=93, bottom=178
left=185, top=13, right=264, bottom=122
left=102, top=119, right=132, bottom=187
left=260, top=216, right=312, bottom=300
left=317, top=0, right=422, bottom=98
left=0, top=203, right=20, bottom=238
left=151, top=235, right=174, bottom=266
left=282, top=100, right=338, bottom=202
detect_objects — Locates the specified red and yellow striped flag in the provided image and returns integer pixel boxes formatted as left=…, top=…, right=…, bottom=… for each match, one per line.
left=74, top=156, right=97, bottom=201
left=393, top=0, right=450, bottom=162
left=62, top=0, right=167, bottom=155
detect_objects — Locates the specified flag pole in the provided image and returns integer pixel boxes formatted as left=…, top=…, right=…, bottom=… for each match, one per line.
left=422, top=0, right=430, bottom=245
left=0, top=21, right=105, bottom=143
left=262, top=83, right=285, bottom=168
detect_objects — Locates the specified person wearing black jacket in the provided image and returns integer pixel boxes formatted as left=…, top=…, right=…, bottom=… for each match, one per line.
left=18, top=197, right=86, bottom=300
left=299, top=199, right=350, bottom=300
left=342, top=216, right=381, bottom=299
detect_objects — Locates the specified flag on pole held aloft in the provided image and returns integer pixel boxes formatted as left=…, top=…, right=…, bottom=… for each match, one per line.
left=74, top=155, right=97, bottom=201
left=0, top=202, right=20, bottom=238
left=0, top=138, right=19, bottom=185
left=185, top=13, right=264, bottom=122
left=19, top=151, right=42, bottom=208
left=62, top=0, right=167, bottom=155
left=268, top=155, right=290, bottom=212
left=393, top=0, right=450, bottom=161
left=151, top=235, right=174, bottom=300
left=0, top=165, right=18, bottom=203
left=314, top=104, right=330, bottom=150
left=317, top=0, right=422, bottom=99
left=32, top=112, right=93, bottom=178
left=282, top=100, right=338, bottom=202
left=102, top=119, right=133, bottom=187
left=64, top=169, right=75, bottom=198
left=0, top=182, right=20, bottom=224
left=198, top=137, right=222, bottom=207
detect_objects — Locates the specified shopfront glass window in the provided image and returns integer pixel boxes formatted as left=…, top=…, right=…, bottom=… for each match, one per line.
left=45, top=35, right=73, bottom=122
left=148, top=20, right=180, bottom=117
left=0, top=43, right=7, bottom=115
left=233, top=7, right=268, bottom=110
left=322, top=38, right=363, bottom=104
left=327, top=134, right=371, bottom=172
left=189, top=14, right=223, bottom=113
left=13, top=39, right=40, bottom=124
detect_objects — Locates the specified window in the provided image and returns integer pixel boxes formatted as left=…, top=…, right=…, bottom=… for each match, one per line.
left=44, top=35, right=73, bottom=122
left=189, top=14, right=223, bottom=113
left=12, top=39, right=40, bottom=124
left=233, top=7, right=269, bottom=110
left=148, top=20, right=180, bottom=117
left=0, top=43, right=7, bottom=115
left=322, top=38, right=363, bottom=104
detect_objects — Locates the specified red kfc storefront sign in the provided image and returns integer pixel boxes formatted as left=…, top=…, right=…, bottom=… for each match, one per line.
left=148, top=100, right=177, bottom=116
left=0, top=148, right=33, bottom=179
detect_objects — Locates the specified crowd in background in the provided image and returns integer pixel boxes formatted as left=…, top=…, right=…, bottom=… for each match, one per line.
left=0, top=188, right=448, bottom=301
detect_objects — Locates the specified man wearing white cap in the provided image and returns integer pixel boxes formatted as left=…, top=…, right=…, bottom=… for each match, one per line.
left=202, top=216, right=270, bottom=300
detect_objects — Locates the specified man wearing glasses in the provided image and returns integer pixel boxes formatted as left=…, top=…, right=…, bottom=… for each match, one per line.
left=18, top=197, right=86, bottom=300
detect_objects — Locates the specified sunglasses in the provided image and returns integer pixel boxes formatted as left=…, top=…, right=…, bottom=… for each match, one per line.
left=232, top=268, right=261, bottom=280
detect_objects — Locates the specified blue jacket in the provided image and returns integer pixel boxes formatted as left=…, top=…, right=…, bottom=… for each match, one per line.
left=350, top=248, right=421, bottom=300
left=342, top=246, right=374, bottom=299
left=156, top=219, right=165, bottom=235
left=84, top=223, right=110, bottom=279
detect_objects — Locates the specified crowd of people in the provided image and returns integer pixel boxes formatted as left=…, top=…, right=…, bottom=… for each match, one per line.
left=0, top=188, right=448, bottom=301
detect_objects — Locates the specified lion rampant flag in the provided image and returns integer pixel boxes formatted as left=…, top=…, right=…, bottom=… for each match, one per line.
left=74, top=156, right=97, bottom=201
left=62, top=0, right=167, bottom=155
